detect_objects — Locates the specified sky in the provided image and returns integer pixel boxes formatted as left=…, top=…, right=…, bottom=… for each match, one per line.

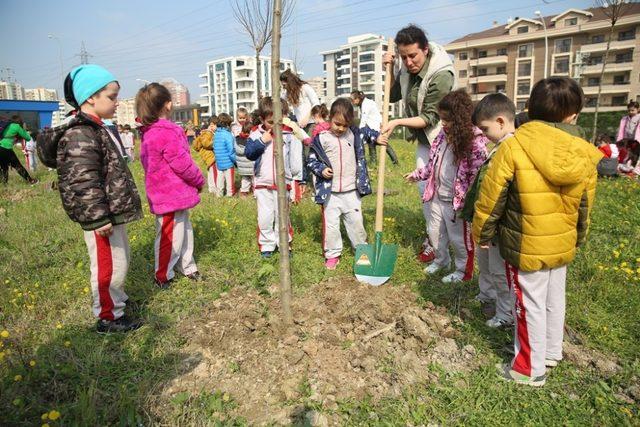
left=2, top=0, right=596, bottom=101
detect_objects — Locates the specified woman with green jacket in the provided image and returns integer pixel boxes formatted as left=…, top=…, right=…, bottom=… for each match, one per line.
left=0, top=116, right=37, bottom=184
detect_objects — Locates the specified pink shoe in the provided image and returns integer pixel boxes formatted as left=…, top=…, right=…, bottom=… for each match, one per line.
left=417, top=246, right=435, bottom=263
left=324, top=257, right=340, bottom=270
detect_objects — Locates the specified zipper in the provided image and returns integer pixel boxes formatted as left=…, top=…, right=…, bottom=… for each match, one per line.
left=338, top=134, right=343, bottom=192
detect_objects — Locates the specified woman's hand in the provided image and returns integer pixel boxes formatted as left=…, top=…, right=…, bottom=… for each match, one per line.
left=382, top=51, right=396, bottom=66
left=380, top=119, right=398, bottom=137
left=322, top=168, right=333, bottom=179
left=403, top=172, right=418, bottom=183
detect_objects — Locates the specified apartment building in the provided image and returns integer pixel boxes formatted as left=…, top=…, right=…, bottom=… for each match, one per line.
left=114, top=97, right=137, bottom=127
left=25, top=87, right=58, bottom=101
left=445, top=4, right=640, bottom=112
left=321, top=34, right=393, bottom=114
left=160, top=78, right=190, bottom=107
left=199, top=55, right=295, bottom=117
left=0, top=81, right=26, bottom=100
left=306, top=76, right=326, bottom=104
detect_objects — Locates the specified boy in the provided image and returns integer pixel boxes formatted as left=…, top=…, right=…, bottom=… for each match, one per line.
left=245, top=97, right=303, bottom=258
left=232, top=107, right=249, bottom=137
left=472, top=77, right=602, bottom=386
left=121, top=124, right=135, bottom=161
left=462, top=93, right=516, bottom=327
left=193, top=116, right=217, bottom=193
left=39, top=64, right=143, bottom=333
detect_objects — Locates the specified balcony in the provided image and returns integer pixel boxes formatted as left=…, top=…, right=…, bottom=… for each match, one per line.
left=235, top=75, right=254, bottom=82
left=468, top=73, right=508, bottom=84
left=582, top=82, right=631, bottom=95
left=580, top=38, right=636, bottom=54
left=236, top=86, right=254, bottom=93
left=470, top=54, right=509, bottom=66
left=235, top=63, right=253, bottom=71
left=581, top=61, right=635, bottom=75
left=198, top=73, right=207, bottom=78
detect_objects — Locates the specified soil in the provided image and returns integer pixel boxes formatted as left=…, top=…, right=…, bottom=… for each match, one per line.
left=158, top=277, right=482, bottom=425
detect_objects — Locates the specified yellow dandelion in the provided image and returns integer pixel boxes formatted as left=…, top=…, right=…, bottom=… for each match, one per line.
left=83, top=287, right=89, bottom=294
left=0, top=351, right=5, bottom=360
left=4, top=279, right=9, bottom=284
left=41, top=413, right=49, bottom=420
left=48, top=410, right=60, bottom=421
left=621, top=262, right=628, bottom=268
left=55, top=323, right=62, bottom=330
left=29, top=360, right=36, bottom=367
left=597, top=265, right=604, bottom=270
left=0, top=330, right=9, bottom=338
left=64, top=341, right=71, bottom=347
left=620, top=243, right=625, bottom=248
left=14, top=374, right=22, bottom=381
left=35, top=283, right=39, bottom=288
left=614, top=267, right=619, bottom=271
left=42, top=424, right=51, bottom=427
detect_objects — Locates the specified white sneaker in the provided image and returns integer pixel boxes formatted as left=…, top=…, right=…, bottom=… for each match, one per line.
left=424, top=263, right=445, bottom=274
left=441, top=272, right=464, bottom=283
left=545, top=359, right=560, bottom=368
left=485, top=316, right=514, bottom=328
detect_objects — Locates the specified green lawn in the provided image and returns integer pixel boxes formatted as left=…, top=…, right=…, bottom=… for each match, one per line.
left=0, top=141, right=639, bottom=425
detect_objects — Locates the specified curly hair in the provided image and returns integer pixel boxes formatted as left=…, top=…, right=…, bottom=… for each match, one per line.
left=437, top=89, right=474, bottom=164
left=280, top=69, right=307, bottom=107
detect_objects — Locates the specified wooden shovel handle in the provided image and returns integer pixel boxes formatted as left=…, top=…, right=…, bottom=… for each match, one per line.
left=374, top=38, right=394, bottom=233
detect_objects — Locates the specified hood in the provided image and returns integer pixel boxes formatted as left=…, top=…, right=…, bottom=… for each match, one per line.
left=36, top=113, right=101, bottom=168
left=139, top=118, right=178, bottom=136
left=513, top=121, right=602, bottom=186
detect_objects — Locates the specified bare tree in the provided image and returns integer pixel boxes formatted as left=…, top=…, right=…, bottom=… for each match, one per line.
left=591, top=0, right=632, bottom=142
left=231, top=0, right=295, bottom=100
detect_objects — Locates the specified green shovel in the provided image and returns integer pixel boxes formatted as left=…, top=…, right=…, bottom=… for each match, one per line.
left=354, top=38, right=398, bottom=286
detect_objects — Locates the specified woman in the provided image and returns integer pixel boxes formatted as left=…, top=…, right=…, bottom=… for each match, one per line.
left=0, top=115, right=38, bottom=185
left=280, top=69, right=320, bottom=131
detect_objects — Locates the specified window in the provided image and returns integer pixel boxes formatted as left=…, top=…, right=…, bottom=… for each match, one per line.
left=517, top=26, right=529, bottom=34
left=554, top=57, right=570, bottom=74
left=360, top=53, right=375, bottom=63
left=615, top=52, right=633, bottom=63
left=517, top=80, right=531, bottom=96
left=323, top=63, right=326, bottom=71
left=517, top=100, right=527, bottom=110
left=477, top=68, right=488, bottom=76
left=518, top=44, right=533, bottom=58
left=236, top=60, right=245, bottom=66
left=478, top=50, right=488, bottom=58
left=459, top=52, right=468, bottom=60
left=555, top=38, right=572, bottom=54
left=565, top=17, right=578, bottom=26
left=459, top=70, right=468, bottom=78
left=612, top=95, right=627, bottom=106
left=587, top=77, right=600, bottom=87
left=588, top=55, right=603, bottom=65
left=619, top=29, right=636, bottom=41
left=359, top=63, right=375, bottom=72
left=495, top=84, right=506, bottom=92
left=497, top=47, right=507, bottom=56
left=518, top=60, right=532, bottom=76
left=586, top=97, right=597, bottom=107
left=591, top=34, right=605, bottom=44
left=613, top=74, right=628, bottom=84
left=497, top=66, right=506, bottom=74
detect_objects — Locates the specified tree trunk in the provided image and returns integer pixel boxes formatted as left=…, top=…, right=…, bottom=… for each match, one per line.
left=270, top=0, right=293, bottom=326
left=255, top=49, right=262, bottom=101
left=592, top=22, right=615, bottom=142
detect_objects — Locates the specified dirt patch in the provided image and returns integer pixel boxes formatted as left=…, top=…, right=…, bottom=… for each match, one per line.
left=2, top=188, right=35, bottom=203
left=157, top=278, right=482, bottom=425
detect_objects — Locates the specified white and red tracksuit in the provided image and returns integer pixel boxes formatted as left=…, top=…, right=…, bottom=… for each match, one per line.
left=477, top=244, right=513, bottom=321
left=249, top=126, right=303, bottom=252
left=318, top=130, right=367, bottom=259
left=428, top=142, right=474, bottom=279
left=207, top=165, right=216, bottom=193
left=507, top=263, right=567, bottom=378
left=214, top=166, right=235, bottom=197
left=83, top=225, right=130, bottom=321
left=154, top=210, right=198, bottom=282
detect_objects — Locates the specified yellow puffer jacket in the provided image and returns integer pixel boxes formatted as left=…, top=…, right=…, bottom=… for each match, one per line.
left=192, top=130, right=215, bottom=168
left=472, top=121, right=602, bottom=271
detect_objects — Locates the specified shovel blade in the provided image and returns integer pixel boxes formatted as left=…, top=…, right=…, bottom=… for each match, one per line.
left=353, top=233, right=398, bottom=286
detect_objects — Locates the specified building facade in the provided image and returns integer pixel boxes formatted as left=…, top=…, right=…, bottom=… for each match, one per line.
left=306, top=76, right=326, bottom=105
left=25, top=87, right=58, bottom=101
left=445, top=5, right=640, bottom=112
left=198, top=56, right=295, bottom=117
left=0, top=81, right=26, bottom=100
left=321, top=34, right=394, bottom=115
left=160, top=78, right=190, bottom=107
left=114, top=97, right=137, bottom=127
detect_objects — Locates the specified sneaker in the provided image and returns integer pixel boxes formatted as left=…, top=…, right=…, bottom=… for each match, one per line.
left=545, top=359, right=560, bottom=368
left=442, top=272, right=464, bottom=283
left=496, top=363, right=546, bottom=387
left=186, top=271, right=202, bottom=282
left=261, top=251, right=273, bottom=259
left=154, top=278, right=173, bottom=289
left=96, top=316, right=143, bottom=334
left=28, top=178, right=39, bottom=185
left=486, top=316, right=514, bottom=328
left=417, top=247, right=436, bottom=263
left=324, top=257, right=340, bottom=270
left=480, top=300, right=496, bottom=319
left=424, top=263, right=445, bottom=274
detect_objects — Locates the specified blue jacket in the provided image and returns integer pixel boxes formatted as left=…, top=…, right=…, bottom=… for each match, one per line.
left=214, top=128, right=236, bottom=171
left=307, top=126, right=371, bottom=205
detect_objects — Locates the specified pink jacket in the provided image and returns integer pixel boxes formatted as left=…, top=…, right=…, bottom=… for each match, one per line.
left=140, top=119, right=205, bottom=215
left=409, top=127, right=488, bottom=211
left=617, top=115, right=640, bottom=142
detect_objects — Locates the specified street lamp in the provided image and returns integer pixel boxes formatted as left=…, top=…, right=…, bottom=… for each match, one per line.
left=535, top=11, right=549, bottom=79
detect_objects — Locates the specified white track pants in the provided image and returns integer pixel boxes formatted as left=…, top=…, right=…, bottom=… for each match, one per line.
left=321, top=191, right=367, bottom=259
left=214, top=167, right=235, bottom=197
left=240, top=175, right=253, bottom=194
left=255, top=188, right=293, bottom=252
left=154, top=210, right=198, bottom=282
left=416, top=143, right=433, bottom=250
left=477, top=244, right=513, bottom=322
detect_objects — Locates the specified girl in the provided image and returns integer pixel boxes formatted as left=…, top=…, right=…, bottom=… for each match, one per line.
left=234, top=120, right=255, bottom=197
left=213, top=113, right=236, bottom=197
left=280, top=69, right=321, bottom=131
left=616, top=101, right=640, bottom=146
left=307, top=98, right=372, bottom=270
left=121, top=124, right=135, bottom=161
left=137, top=83, right=205, bottom=288
left=306, top=104, right=329, bottom=142
left=192, top=116, right=217, bottom=193
left=0, top=116, right=38, bottom=184
left=405, top=89, right=488, bottom=283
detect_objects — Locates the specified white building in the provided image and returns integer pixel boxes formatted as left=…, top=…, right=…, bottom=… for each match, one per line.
left=0, top=81, right=26, bottom=100
left=160, top=78, right=190, bottom=107
left=306, top=76, right=326, bottom=105
left=199, top=55, right=296, bottom=116
left=25, top=87, right=58, bottom=101
left=321, top=34, right=394, bottom=115
left=114, top=97, right=137, bottom=127
left=51, top=101, right=73, bottom=127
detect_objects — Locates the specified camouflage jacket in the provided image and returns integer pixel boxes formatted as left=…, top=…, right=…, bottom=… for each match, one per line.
left=38, top=113, right=142, bottom=230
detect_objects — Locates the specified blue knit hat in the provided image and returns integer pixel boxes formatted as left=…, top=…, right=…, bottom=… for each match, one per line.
left=69, top=64, right=117, bottom=106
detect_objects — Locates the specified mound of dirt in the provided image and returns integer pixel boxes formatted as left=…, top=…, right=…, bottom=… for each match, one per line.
left=159, top=278, right=483, bottom=425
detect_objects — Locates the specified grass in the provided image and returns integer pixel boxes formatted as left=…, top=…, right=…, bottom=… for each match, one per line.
left=0, top=141, right=639, bottom=426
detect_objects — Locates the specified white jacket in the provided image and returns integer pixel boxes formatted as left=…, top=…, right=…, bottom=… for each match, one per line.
left=359, top=97, right=382, bottom=131
left=283, top=84, right=320, bottom=128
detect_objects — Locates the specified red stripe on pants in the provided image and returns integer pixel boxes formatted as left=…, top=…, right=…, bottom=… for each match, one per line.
left=156, top=212, right=175, bottom=283
left=212, top=164, right=218, bottom=185
left=462, top=221, right=475, bottom=281
left=509, top=263, right=532, bottom=376
left=321, top=205, right=326, bottom=255
left=95, top=232, right=115, bottom=320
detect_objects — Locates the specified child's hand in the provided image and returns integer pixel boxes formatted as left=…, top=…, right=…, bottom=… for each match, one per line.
left=480, top=244, right=489, bottom=249
left=261, top=131, right=273, bottom=144
left=403, top=172, right=417, bottom=183
left=96, top=223, right=113, bottom=237
left=322, top=168, right=333, bottom=179
left=377, top=133, right=389, bottom=146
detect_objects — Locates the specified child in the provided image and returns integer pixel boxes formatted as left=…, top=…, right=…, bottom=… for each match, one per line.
left=25, top=129, right=38, bottom=172
left=137, top=83, right=205, bottom=288
left=405, top=89, right=488, bottom=284
left=245, top=97, right=303, bottom=258
left=307, top=98, right=372, bottom=269
left=281, top=111, right=310, bottom=204
left=232, top=107, right=249, bottom=137
left=0, top=116, right=37, bottom=184
left=350, top=90, right=399, bottom=165
left=193, top=116, right=217, bottom=193
left=213, top=113, right=236, bottom=197
left=306, top=104, right=329, bottom=142
left=462, top=93, right=516, bottom=327
left=38, top=64, right=142, bottom=333
left=121, top=124, right=135, bottom=161
left=473, top=77, right=602, bottom=386
left=235, top=120, right=255, bottom=196
left=616, top=101, right=640, bottom=146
